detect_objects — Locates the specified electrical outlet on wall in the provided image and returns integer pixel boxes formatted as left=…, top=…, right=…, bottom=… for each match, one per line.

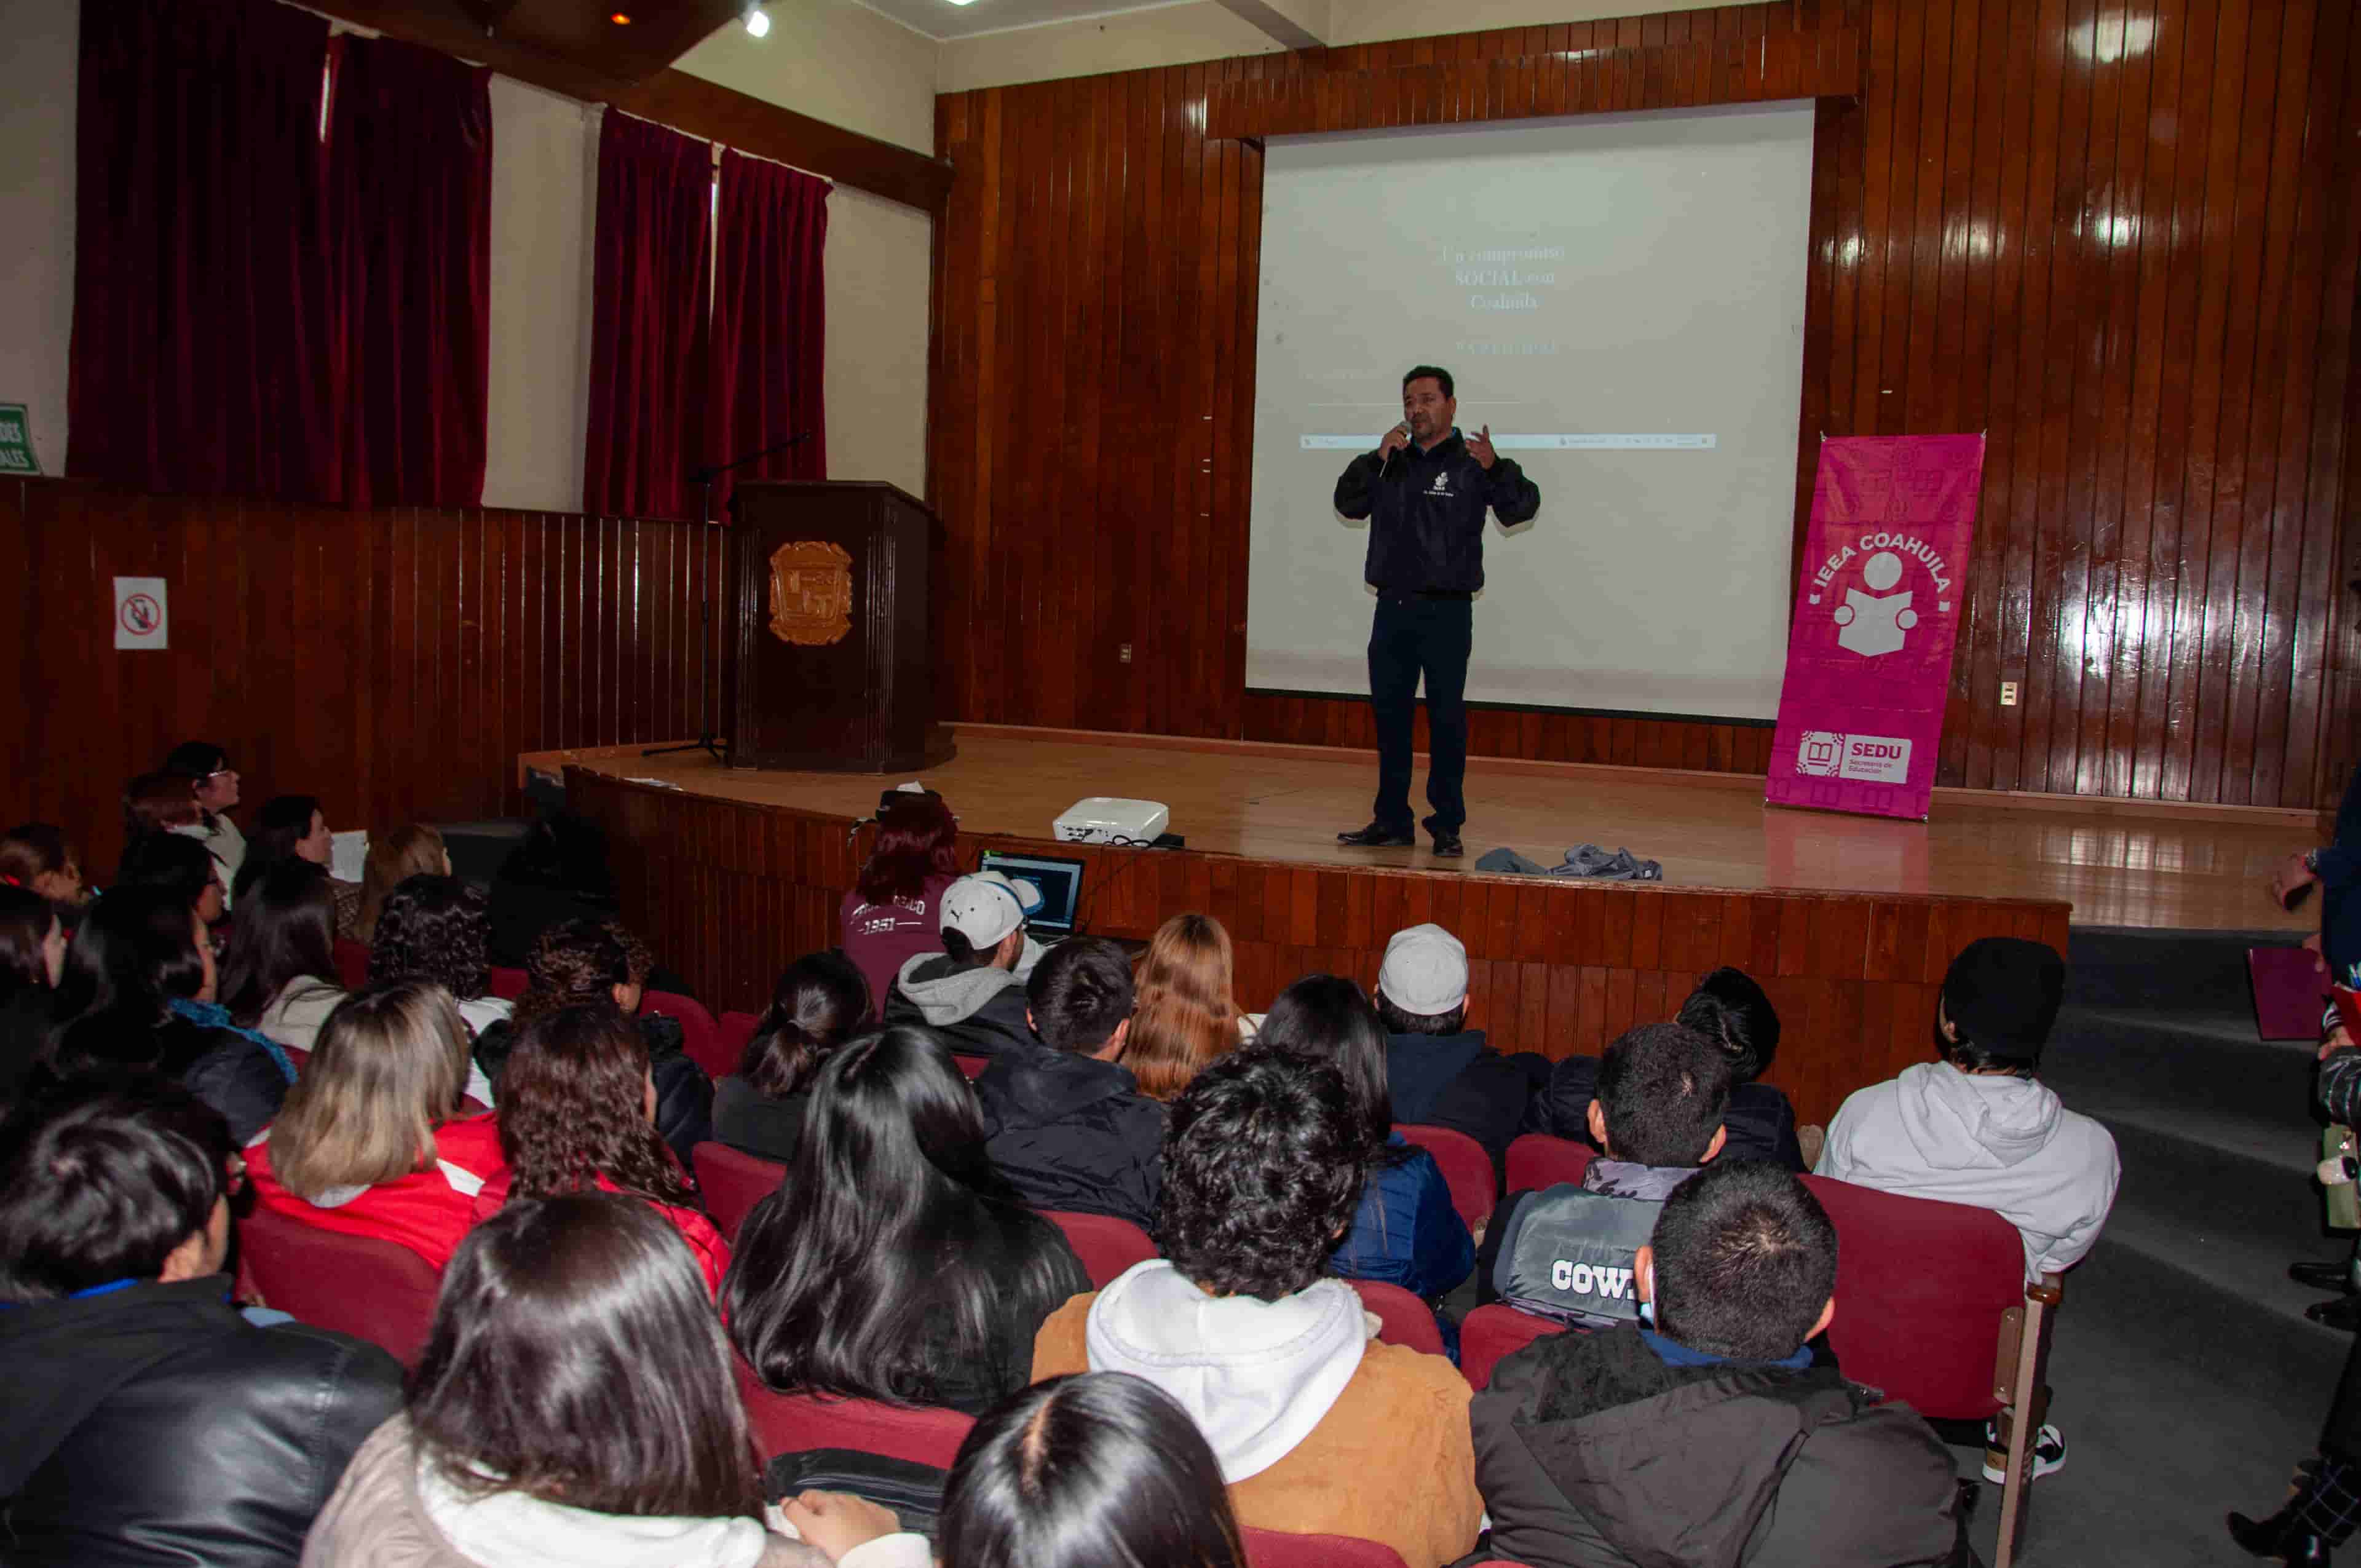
left=1118, top=643, right=1133, bottom=663
left=2000, top=681, right=2019, bottom=707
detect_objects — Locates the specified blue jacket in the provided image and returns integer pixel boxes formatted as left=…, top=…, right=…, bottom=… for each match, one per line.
left=1329, top=1134, right=1475, bottom=1302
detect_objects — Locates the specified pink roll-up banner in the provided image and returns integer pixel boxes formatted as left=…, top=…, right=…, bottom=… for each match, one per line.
left=1766, top=434, right=1986, bottom=822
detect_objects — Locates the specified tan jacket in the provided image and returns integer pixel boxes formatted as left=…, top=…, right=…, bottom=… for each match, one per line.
left=1031, top=1293, right=1483, bottom=1568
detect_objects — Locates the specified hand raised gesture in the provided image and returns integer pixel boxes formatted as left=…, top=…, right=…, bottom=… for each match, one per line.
left=1466, top=425, right=1498, bottom=470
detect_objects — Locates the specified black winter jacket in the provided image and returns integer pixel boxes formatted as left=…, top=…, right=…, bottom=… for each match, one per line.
left=1386, top=1029, right=1550, bottom=1188
left=1471, top=1323, right=1971, bottom=1568
left=1529, top=1055, right=1806, bottom=1172
left=883, top=956, right=1042, bottom=1061
left=1334, top=428, right=1541, bottom=593
left=0, top=1275, right=403, bottom=1567
left=975, top=1045, right=1167, bottom=1233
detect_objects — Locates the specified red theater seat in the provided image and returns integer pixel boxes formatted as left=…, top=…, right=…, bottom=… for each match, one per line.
left=238, top=1205, right=441, bottom=1366
left=644, top=989, right=730, bottom=1076
left=1396, top=1122, right=1494, bottom=1231
left=735, top=1359, right=974, bottom=1469
left=1347, top=1278, right=1446, bottom=1357
left=1505, top=1133, right=1592, bottom=1193
left=488, top=965, right=528, bottom=1000
left=1243, top=1529, right=1409, bottom=1568
left=333, top=939, right=370, bottom=991
left=1042, top=1209, right=1157, bottom=1288
left=1461, top=1302, right=1569, bottom=1389
left=718, top=1010, right=759, bottom=1066
left=693, top=1142, right=785, bottom=1242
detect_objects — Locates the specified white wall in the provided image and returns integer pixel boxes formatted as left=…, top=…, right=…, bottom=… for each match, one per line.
left=484, top=76, right=598, bottom=513
left=0, top=0, right=76, bottom=477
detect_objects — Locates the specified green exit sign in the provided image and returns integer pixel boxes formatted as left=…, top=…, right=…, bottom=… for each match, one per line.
left=0, top=404, right=38, bottom=475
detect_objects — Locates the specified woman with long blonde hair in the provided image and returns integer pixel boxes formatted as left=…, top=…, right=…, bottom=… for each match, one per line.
left=246, top=979, right=505, bottom=1270
left=354, top=824, right=449, bottom=946
left=1124, top=914, right=1246, bottom=1102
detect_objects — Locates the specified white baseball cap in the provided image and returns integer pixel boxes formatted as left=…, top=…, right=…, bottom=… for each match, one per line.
left=1378, top=923, right=1469, bottom=1015
left=939, top=870, right=1044, bottom=949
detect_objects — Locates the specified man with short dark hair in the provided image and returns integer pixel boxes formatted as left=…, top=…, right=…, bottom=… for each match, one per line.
left=1471, top=1162, right=1972, bottom=1568
left=884, top=869, right=1048, bottom=1059
left=975, top=938, right=1166, bottom=1231
left=0, top=1082, right=403, bottom=1566
left=1376, top=922, right=1548, bottom=1180
left=1477, top=1022, right=1732, bottom=1326
left=1029, top=1049, right=1484, bottom=1567
left=1334, top=365, right=1542, bottom=859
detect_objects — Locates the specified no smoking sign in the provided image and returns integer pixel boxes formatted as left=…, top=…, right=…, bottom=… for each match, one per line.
left=113, top=577, right=168, bottom=650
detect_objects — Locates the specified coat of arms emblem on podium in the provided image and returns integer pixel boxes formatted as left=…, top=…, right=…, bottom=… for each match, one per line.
left=767, top=540, right=853, bottom=646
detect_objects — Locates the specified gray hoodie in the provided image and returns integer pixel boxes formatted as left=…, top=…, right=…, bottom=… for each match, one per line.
left=1816, top=1061, right=2120, bottom=1278
left=880, top=938, right=1049, bottom=1060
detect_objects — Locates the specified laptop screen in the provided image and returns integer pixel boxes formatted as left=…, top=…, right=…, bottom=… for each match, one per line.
left=978, top=850, right=1086, bottom=936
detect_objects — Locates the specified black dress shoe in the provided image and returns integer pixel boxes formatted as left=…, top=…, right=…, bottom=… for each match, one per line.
left=1337, top=823, right=1415, bottom=847
left=1431, top=830, right=1464, bottom=858
left=2308, top=1294, right=2361, bottom=1332
left=2229, top=1506, right=2333, bottom=1566
left=2293, top=1261, right=2355, bottom=1293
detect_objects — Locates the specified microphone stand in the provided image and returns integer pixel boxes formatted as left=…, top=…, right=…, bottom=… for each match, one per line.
left=644, top=432, right=814, bottom=764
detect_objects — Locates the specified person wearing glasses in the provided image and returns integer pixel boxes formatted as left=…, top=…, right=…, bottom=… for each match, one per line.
left=160, top=742, right=247, bottom=899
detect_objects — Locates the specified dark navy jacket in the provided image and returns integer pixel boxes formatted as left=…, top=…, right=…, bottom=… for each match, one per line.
left=1329, top=1134, right=1476, bottom=1304
left=1386, top=1029, right=1549, bottom=1187
left=2317, top=760, right=2361, bottom=982
left=1530, top=1053, right=1806, bottom=1173
left=1334, top=428, right=1541, bottom=593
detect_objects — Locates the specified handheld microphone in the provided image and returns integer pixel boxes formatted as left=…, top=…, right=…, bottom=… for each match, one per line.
left=1379, top=422, right=1409, bottom=479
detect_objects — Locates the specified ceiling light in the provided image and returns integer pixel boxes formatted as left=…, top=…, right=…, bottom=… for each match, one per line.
left=943, top=0, right=978, bottom=7
left=609, top=10, right=631, bottom=21
left=745, top=4, right=770, bottom=35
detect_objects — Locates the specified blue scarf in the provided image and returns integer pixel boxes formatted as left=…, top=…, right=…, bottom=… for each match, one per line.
left=1640, top=1326, right=1813, bottom=1372
left=170, top=997, right=297, bottom=1084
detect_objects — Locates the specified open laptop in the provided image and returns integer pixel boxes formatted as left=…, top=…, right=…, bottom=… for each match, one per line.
left=978, top=849, right=1086, bottom=938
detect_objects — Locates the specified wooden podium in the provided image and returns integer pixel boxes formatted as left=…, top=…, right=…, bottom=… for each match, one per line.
left=727, top=481, right=954, bottom=773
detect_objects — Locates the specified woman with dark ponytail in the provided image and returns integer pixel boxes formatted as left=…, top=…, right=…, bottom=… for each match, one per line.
left=711, top=951, right=869, bottom=1163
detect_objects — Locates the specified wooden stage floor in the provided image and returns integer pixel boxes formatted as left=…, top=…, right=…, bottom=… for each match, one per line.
left=541, top=725, right=2319, bottom=934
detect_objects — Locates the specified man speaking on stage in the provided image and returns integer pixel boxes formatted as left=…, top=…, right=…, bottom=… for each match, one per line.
left=1332, top=365, right=1541, bottom=859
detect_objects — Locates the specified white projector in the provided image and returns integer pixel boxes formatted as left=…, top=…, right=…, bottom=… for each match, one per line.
left=1053, top=797, right=1171, bottom=846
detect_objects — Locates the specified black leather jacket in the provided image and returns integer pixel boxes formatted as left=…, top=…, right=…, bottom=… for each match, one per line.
left=0, top=1275, right=403, bottom=1566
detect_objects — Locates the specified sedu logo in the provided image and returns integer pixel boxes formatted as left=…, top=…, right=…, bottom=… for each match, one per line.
left=1793, top=731, right=1912, bottom=785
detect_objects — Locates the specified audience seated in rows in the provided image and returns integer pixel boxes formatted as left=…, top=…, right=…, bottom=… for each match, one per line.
left=1257, top=974, right=1474, bottom=1333
left=470, top=1000, right=732, bottom=1295
left=1126, top=912, right=1250, bottom=1101
left=974, top=937, right=1166, bottom=1233
left=220, top=862, right=348, bottom=1052
left=492, top=918, right=711, bottom=1164
left=1818, top=936, right=2120, bottom=1281
left=304, top=1190, right=923, bottom=1568
left=483, top=809, right=625, bottom=971
left=1479, top=1023, right=1731, bottom=1324
left=238, top=794, right=362, bottom=938
left=353, top=825, right=448, bottom=947
left=1, top=823, right=90, bottom=911
left=1469, top=1161, right=1972, bottom=1568
left=726, top=1026, right=1089, bottom=1415
left=1377, top=923, right=1549, bottom=1179
left=1532, top=966, right=1805, bottom=1171
left=160, top=741, right=248, bottom=895
left=840, top=791, right=960, bottom=1024
left=44, top=887, right=293, bottom=1142
left=370, top=875, right=511, bottom=1043
left=713, top=949, right=871, bottom=1163
left=821, top=1372, right=1252, bottom=1568
left=883, top=870, right=1048, bottom=1059
left=1032, top=1047, right=1482, bottom=1567
left=0, top=1082, right=401, bottom=1567
left=246, top=981, right=507, bottom=1271
left=0, top=887, right=65, bottom=1104
left=116, top=829, right=229, bottom=933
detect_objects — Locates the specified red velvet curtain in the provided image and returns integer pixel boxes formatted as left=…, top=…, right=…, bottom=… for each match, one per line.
left=582, top=114, right=714, bottom=521
left=68, top=0, right=339, bottom=500
left=326, top=36, right=492, bottom=508
left=706, top=151, right=829, bottom=515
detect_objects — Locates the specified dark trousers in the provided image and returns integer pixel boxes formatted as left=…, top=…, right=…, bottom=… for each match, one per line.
left=1367, top=595, right=1473, bottom=833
